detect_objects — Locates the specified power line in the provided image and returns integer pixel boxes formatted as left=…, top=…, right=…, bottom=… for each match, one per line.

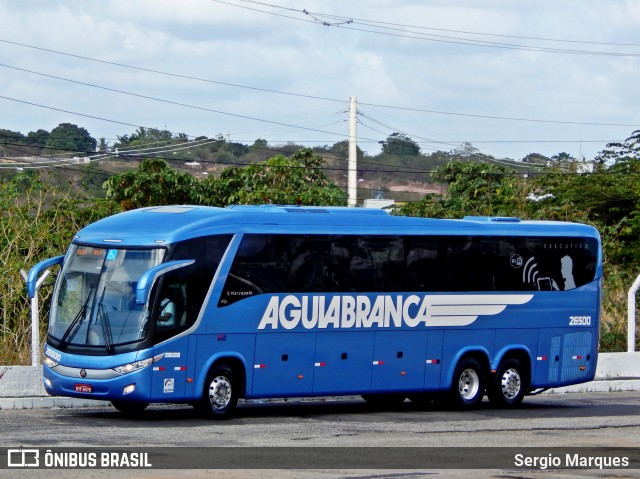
left=217, top=0, right=640, bottom=57
left=2, top=40, right=637, bottom=128
left=231, top=0, right=640, bottom=47
left=310, top=12, right=640, bottom=47
left=0, top=95, right=150, bottom=131
left=0, top=93, right=351, bottom=141
left=0, top=39, right=344, bottom=105
left=357, top=101, right=640, bottom=128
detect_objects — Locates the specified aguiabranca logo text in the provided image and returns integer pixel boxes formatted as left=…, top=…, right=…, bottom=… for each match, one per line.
left=257, top=294, right=534, bottom=330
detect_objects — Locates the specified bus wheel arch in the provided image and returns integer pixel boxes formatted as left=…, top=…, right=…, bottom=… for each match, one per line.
left=488, top=353, right=530, bottom=408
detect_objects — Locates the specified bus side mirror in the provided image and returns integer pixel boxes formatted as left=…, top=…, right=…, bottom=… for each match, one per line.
left=27, top=255, right=65, bottom=299
left=135, top=259, right=195, bottom=305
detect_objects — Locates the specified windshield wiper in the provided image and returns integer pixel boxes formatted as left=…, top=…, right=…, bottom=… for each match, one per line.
left=98, top=304, right=114, bottom=354
left=58, top=289, right=94, bottom=349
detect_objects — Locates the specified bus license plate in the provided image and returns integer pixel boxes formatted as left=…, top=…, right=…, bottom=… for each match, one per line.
left=74, top=384, right=92, bottom=393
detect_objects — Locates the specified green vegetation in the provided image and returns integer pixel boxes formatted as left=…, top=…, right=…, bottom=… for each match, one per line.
left=0, top=175, right=118, bottom=364
left=395, top=130, right=640, bottom=352
left=1, top=124, right=640, bottom=363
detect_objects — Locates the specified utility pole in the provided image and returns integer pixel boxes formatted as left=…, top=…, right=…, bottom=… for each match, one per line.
left=348, top=96, right=358, bottom=207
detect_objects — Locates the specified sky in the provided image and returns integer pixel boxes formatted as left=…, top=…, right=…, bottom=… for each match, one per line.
left=1, top=0, right=639, bottom=162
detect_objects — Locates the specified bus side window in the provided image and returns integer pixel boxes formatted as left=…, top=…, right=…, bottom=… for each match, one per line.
left=219, top=234, right=288, bottom=306
left=405, top=236, right=451, bottom=292
left=349, top=236, right=405, bottom=292
left=288, top=236, right=348, bottom=293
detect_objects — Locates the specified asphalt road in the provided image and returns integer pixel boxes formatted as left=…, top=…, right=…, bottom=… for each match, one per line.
left=1, top=391, right=640, bottom=478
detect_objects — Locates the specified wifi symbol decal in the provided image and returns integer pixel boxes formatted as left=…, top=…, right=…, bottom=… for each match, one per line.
left=523, top=257, right=538, bottom=285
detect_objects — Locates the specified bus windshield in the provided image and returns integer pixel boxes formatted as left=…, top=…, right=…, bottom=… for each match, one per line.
left=49, top=245, right=166, bottom=350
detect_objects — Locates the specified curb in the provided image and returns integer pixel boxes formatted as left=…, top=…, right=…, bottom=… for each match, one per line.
left=0, top=396, right=110, bottom=410
left=545, top=379, right=640, bottom=394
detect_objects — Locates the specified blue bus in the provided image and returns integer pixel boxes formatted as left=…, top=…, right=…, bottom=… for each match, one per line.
left=28, top=205, right=602, bottom=418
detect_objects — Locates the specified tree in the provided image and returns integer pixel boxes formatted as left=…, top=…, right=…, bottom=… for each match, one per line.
left=0, top=129, right=26, bottom=156
left=435, top=161, right=527, bottom=216
left=252, top=138, right=268, bottom=149
left=379, top=133, right=420, bottom=156
left=202, top=149, right=346, bottom=206
left=329, top=140, right=364, bottom=160
left=26, top=129, right=50, bottom=149
left=451, top=142, right=479, bottom=157
left=596, top=129, right=640, bottom=164
left=395, top=160, right=529, bottom=219
left=98, top=138, right=109, bottom=152
left=103, top=158, right=200, bottom=210
left=44, top=123, right=96, bottom=153
left=522, top=153, right=551, bottom=165
left=103, top=149, right=345, bottom=210
left=227, top=142, right=249, bottom=158
left=113, top=128, right=174, bottom=149
left=551, top=152, right=575, bottom=162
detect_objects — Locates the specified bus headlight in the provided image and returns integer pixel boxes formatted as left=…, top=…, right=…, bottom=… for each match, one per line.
left=113, top=353, right=163, bottom=375
left=44, top=357, right=59, bottom=368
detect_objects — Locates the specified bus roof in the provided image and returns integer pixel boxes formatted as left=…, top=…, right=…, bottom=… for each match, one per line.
left=72, top=204, right=601, bottom=247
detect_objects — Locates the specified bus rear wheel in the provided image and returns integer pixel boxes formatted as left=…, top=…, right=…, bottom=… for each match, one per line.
left=199, top=364, right=238, bottom=419
left=450, top=358, right=485, bottom=409
left=488, top=358, right=527, bottom=408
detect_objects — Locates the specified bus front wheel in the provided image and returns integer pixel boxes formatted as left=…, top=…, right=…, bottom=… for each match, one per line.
left=199, top=364, right=238, bottom=419
left=488, top=358, right=527, bottom=407
left=450, top=358, right=485, bottom=409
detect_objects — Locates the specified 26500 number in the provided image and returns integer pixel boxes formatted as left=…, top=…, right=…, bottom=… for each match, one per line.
left=569, top=316, right=591, bottom=326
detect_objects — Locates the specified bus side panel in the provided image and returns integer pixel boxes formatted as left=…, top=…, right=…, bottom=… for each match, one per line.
left=313, top=332, right=375, bottom=394
left=371, top=331, right=427, bottom=393
left=440, top=329, right=495, bottom=390
left=424, top=330, right=444, bottom=391
left=252, top=332, right=316, bottom=396
left=533, top=328, right=595, bottom=388
left=561, top=330, right=595, bottom=383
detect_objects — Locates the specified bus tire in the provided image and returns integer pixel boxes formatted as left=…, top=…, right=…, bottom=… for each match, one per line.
left=199, top=364, right=238, bottom=419
left=111, top=400, right=148, bottom=414
left=450, top=358, right=485, bottom=409
left=488, top=358, right=527, bottom=408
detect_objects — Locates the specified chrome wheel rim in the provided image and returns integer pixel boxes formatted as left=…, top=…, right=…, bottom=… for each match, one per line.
left=208, top=375, right=232, bottom=409
left=500, top=368, right=521, bottom=400
left=458, top=368, right=480, bottom=401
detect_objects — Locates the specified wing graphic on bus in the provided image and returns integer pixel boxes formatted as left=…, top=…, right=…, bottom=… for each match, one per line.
left=426, top=294, right=534, bottom=327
